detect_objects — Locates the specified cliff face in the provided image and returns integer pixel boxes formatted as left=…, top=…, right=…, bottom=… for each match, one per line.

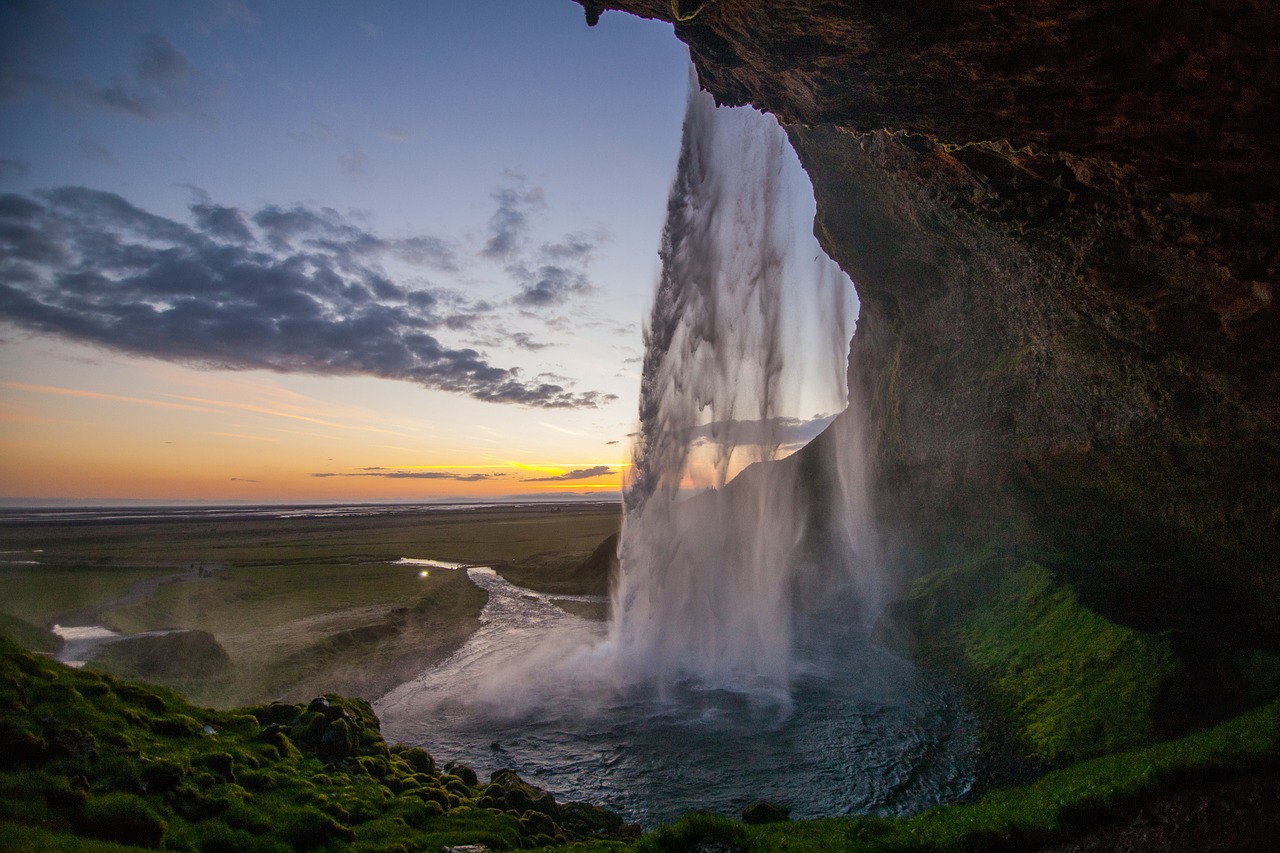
left=577, top=2, right=1279, bottom=641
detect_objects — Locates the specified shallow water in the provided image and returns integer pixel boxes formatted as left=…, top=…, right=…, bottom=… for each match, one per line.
left=375, top=568, right=977, bottom=826
left=51, top=624, right=187, bottom=668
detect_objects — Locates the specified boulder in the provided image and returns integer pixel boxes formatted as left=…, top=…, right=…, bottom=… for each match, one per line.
left=742, top=800, right=790, bottom=824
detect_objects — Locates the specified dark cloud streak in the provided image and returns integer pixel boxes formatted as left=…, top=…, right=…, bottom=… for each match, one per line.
left=482, top=185, right=544, bottom=260
left=2, top=21, right=218, bottom=125
left=522, top=466, right=614, bottom=482
left=687, top=414, right=839, bottom=448
left=0, top=187, right=614, bottom=408
left=311, top=469, right=500, bottom=482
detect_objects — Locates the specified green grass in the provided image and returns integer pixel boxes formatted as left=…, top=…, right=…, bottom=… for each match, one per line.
left=0, top=505, right=620, bottom=707
left=955, top=562, right=1178, bottom=762
left=88, top=561, right=489, bottom=707
left=0, top=564, right=178, bottom=628
left=0, top=611, right=59, bottom=653
left=0, top=635, right=635, bottom=852
left=731, top=698, right=1280, bottom=852
left=5, top=632, right=1279, bottom=853
left=7, top=511, right=1276, bottom=851
left=496, top=532, right=618, bottom=597
left=897, top=558, right=1181, bottom=763
left=0, top=505, right=621, bottom=569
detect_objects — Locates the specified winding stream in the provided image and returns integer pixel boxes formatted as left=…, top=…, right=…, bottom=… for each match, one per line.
left=375, top=568, right=977, bottom=826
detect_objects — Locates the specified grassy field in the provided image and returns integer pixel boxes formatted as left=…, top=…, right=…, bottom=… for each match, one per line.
left=0, top=503, right=620, bottom=707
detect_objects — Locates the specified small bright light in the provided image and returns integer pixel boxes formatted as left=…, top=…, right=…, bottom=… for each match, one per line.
left=419, top=570, right=429, bottom=578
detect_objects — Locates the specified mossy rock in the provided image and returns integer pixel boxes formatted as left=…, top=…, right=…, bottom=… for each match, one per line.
left=77, top=791, right=168, bottom=848
left=400, top=746, right=435, bottom=775
left=319, top=717, right=356, bottom=758
left=151, top=713, right=204, bottom=738
left=444, top=761, right=479, bottom=786
left=276, top=804, right=355, bottom=848
left=139, top=758, right=186, bottom=793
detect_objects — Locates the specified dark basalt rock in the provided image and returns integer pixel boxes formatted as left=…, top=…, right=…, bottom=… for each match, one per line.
left=742, top=799, right=790, bottom=824
left=575, top=0, right=1280, bottom=643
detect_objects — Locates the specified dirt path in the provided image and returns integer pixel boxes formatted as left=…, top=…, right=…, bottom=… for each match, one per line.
left=51, top=562, right=224, bottom=628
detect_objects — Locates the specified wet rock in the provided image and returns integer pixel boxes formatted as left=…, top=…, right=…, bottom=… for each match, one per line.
left=560, top=800, right=642, bottom=839
left=742, top=799, right=790, bottom=824
left=445, top=761, right=478, bottom=787
left=249, top=701, right=300, bottom=727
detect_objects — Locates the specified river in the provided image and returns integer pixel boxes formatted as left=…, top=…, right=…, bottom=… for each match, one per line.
left=375, top=567, right=977, bottom=827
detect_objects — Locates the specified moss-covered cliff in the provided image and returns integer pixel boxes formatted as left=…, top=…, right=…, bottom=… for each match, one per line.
left=577, top=1, right=1279, bottom=646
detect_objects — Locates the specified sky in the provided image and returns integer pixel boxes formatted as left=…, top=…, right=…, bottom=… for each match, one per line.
left=0, top=0, right=847, bottom=505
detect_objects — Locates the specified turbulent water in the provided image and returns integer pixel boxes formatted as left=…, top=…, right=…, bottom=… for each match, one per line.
left=376, top=76, right=976, bottom=824
left=375, top=568, right=975, bottom=826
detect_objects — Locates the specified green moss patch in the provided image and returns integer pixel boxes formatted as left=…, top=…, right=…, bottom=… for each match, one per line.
left=957, top=561, right=1178, bottom=762
left=892, top=558, right=1179, bottom=763
left=740, top=698, right=1280, bottom=852
left=0, top=635, right=638, bottom=852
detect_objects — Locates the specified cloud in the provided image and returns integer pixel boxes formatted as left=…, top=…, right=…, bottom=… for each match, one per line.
left=522, top=466, right=614, bottom=482
left=687, top=414, right=840, bottom=448
left=311, top=468, right=500, bottom=482
left=190, top=203, right=254, bottom=244
left=0, top=7, right=219, bottom=125
left=511, top=332, right=550, bottom=350
left=482, top=185, right=544, bottom=260
left=0, top=187, right=615, bottom=408
left=88, top=33, right=217, bottom=123
left=511, top=263, right=593, bottom=307
left=475, top=180, right=605, bottom=316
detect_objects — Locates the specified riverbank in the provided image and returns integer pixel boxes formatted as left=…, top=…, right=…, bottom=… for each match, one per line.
left=0, top=502, right=620, bottom=707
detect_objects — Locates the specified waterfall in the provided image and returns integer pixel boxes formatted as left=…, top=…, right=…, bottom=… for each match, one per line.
left=606, top=73, right=879, bottom=696
left=374, top=80, right=979, bottom=822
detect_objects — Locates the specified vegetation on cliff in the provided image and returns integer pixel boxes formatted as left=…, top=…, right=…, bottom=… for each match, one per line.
left=0, top=636, right=637, bottom=851
left=6, top=628, right=1278, bottom=852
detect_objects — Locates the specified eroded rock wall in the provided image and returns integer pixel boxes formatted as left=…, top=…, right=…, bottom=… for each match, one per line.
left=576, top=1, right=1280, bottom=639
